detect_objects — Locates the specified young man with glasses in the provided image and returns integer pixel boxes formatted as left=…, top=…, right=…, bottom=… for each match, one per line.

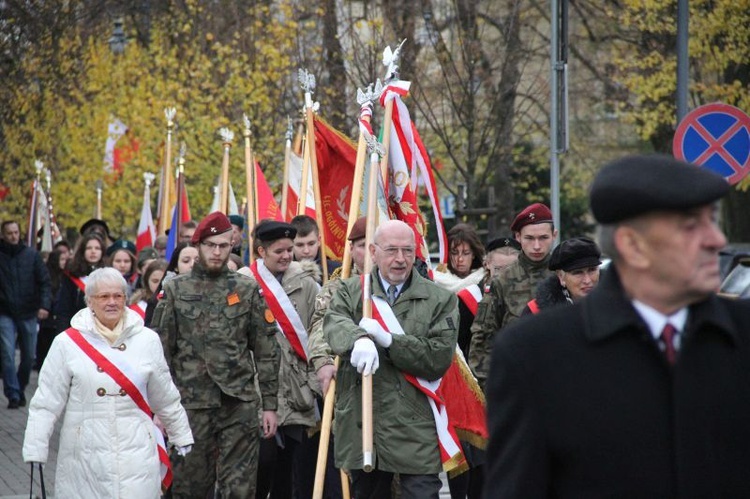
left=153, top=211, right=280, bottom=498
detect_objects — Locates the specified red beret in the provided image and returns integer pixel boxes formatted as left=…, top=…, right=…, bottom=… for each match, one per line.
left=191, top=212, right=232, bottom=244
left=510, top=203, right=553, bottom=233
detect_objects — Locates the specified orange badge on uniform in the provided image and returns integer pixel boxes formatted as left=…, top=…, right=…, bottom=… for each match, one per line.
left=264, top=309, right=275, bottom=323
left=227, top=292, right=240, bottom=306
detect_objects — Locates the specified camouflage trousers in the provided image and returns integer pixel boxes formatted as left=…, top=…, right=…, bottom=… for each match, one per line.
left=172, top=396, right=260, bottom=499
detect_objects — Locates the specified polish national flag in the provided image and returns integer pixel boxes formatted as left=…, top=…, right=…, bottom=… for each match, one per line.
left=285, top=152, right=316, bottom=221
left=136, top=179, right=156, bottom=252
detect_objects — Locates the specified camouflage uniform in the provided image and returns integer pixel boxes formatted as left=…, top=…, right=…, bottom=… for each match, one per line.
left=469, top=252, right=553, bottom=389
left=152, top=261, right=279, bottom=499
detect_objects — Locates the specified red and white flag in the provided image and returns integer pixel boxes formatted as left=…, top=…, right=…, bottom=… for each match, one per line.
left=104, top=118, right=127, bottom=173
left=136, top=177, right=156, bottom=252
left=285, top=152, right=316, bottom=221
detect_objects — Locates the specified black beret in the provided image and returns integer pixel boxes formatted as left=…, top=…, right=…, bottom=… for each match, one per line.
left=254, top=221, right=297, bottom=242
left=590, top=154, right=730, bottom=224
left=80, top=218, right=111, bottom=237
left=548, top=237, right=602, bottom=271
left=106, top=239, right=136, bottom=257
left=229, top=214, right=245, bottom=230
left=486, top=236, right=521, bottom=252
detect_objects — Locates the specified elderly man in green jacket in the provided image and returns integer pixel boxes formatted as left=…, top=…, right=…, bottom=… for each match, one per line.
left=324, top=219, right=459, bottom=499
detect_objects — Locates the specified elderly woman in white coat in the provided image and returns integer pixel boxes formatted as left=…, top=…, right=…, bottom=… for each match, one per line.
left=23, top=267, right=193, bottom=498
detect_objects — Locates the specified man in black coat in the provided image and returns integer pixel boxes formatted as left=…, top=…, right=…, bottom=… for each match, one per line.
left=0, top=221, right=51, bottom=409
left=484, top=154, right=750, bottom=498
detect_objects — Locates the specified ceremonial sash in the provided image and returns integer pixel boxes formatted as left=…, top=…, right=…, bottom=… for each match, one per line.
left=456, top=284, right=482, bottom=316
left=64, top=272, right=87, bottom=293
left=129, top=300, right=147, bottom=319
left=369, top=295, right=465, bottom=473
left=65, top=328, right=172, bottom=491
left=527, top=299, right=540, bottom=315
left=249, top=260, right=309, bottom=362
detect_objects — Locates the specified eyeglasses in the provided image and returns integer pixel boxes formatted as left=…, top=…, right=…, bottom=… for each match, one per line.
left=375, top=244, right=415, bottom=258
left=92, top=293, right=126, bottom=302
left=201, top=241, right=232, bottom=251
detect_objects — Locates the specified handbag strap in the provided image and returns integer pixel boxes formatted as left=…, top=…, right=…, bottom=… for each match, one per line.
left=29, top=463, right=47, bottom=499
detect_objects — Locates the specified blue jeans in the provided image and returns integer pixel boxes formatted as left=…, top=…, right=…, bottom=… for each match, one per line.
left=0, top=314, right=38, bottom=401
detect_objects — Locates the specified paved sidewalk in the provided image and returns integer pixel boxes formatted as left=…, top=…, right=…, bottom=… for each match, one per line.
left=0, top=368, right=58, bottom=499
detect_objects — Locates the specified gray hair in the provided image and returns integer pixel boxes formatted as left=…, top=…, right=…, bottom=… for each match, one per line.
left=85, top=267, right=128, bottom=304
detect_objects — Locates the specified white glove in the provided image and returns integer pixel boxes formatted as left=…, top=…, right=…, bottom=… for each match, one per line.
left=359, top=317, right=392, bottom=348
left=176, top=445, right=192, bottom=457
left=350, top=338, right=380, bottom=376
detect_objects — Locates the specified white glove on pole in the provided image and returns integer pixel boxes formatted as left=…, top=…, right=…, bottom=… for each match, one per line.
left=350, top=337, right=380, bottom=375
left=359, top=317, right=392, bottom=348
left=177, top=445, right=192, bottom=457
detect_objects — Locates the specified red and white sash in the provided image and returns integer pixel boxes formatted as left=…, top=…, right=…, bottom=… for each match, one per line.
left=369, top=295, right=465, bottom=473
left=129, top=300, right=147, bottom=319
left=65, top=328, right=172, bottom=490
left=249, top=260, right=309, bottom=362
left=456, top=284, right=482, bottom=316
left=65, top=272, right=87, bottom=293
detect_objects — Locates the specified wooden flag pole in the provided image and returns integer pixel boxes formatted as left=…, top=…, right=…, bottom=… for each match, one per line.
left=243, top=114, right=258, bottom=260
left=218, top=127, right=234, bottom=215
left=312, top=82, right=380, bottom=499
left=361, top=138, right=384, bottom=473
left=298, top=133, right=311, bottom=215
left=158, top=108, right=176, bottom=235
left=299, top=68, right=329, bottom=283
left=281, top=118, right=293, bottom=221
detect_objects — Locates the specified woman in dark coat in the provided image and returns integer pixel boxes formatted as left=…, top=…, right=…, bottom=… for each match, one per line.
left=522, top=236, right=602, bottom=316
left=55, top=233, right=105, bottom=331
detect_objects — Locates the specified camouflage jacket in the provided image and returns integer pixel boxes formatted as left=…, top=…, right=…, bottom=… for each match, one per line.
left=469, top=252, right=553, bottom=389
left=241, top=260, right=321, bottom=427
left=308, top=265, right=362, bottom=373
left=324, top=267, right=458, bottom=474
left=152, top=262, right=279, bottom=411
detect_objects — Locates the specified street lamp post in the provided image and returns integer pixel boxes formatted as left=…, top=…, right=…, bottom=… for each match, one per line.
left=108, top=17, right=127, bottom=55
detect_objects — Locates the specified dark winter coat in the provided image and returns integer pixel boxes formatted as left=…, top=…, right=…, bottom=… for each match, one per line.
left=484, top=266, right=750, bottom=498
left=0, top=240, right=51, bottom=319
left=520, top=275, right=569, bottom=316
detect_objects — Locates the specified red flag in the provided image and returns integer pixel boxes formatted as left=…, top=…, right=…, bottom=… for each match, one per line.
left=113, top=131, right=139, bottom=177
left=178, top=181, right=191, bottom=223
left=312, top=117, right=357, bottom=261
left=440, top=352, right=489, bottom=454
left=256, top=162, right=283, bottom=222
left=0, top=183, right=9, bottom=201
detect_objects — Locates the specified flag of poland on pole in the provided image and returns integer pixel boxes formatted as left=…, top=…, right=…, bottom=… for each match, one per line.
left=136, top=179, right=156, bottom=252
left=104, top=118, right=128, bottom=173
left=285, top=152, right=316, bottom=221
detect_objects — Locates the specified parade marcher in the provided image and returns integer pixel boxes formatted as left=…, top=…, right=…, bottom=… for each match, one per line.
left=154, top=235, right=168, bottom=258
left=469, top=203, right=556, bottom=388
left=24, top=267, right=193, bottom=498
left=178, top=220, right=198, bottom=243
left=290, top=214, right=341, bottom=281
left=55, top=233, right=105, bottom=334
left=229, top=214, right=245, bottom=257
left=483, top=236, right=521, bottom=280
left=143, top=242, right=197, bottom=329
left=106, top=239, right=138, bottom=293
left=484, top=154, right=750, bottom=498
left=239, top=219, right=321, bottom=499
left=129, top=259, right=168, bottom=321
left=324, top=219, right=459, bottom=499
left=432, top=223, right=486, bottom=499
left=521, top=236, right=602, bottom=316
left=0, top=221, right=51, bottom=409
left=36, top=247, right=69, bottom=370
left=80, top=218, right=114, bottom=247
left=153, top=212, right=280, bottom=498
left=134, top=246, right=159, bottom=289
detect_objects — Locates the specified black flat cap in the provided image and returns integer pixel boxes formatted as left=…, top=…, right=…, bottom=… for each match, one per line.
left=590, top=154, right=730, bottom=224
left=549, top=237, right=601, bottom=271
left=253, top=220, right=297, bottom=242
left=80, top=218, right=111, bottom=237
left=486, top=236, right=521, bottom=252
